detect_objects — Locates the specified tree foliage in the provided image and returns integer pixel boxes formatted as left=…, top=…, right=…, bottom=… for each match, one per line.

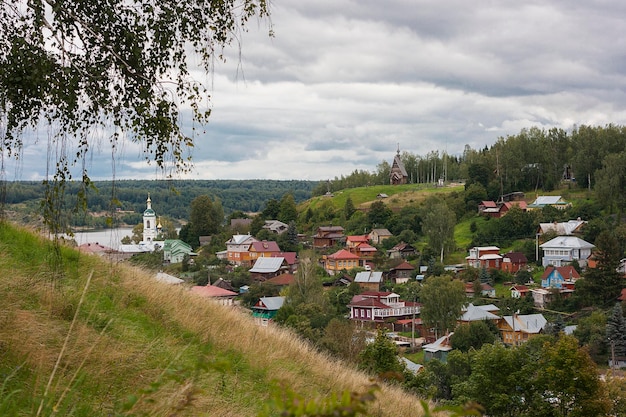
left=419, top=276, right=466, bottom=338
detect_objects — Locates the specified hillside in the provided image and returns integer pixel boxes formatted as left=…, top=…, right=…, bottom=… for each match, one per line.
left=0, top=222, right=430, bottom=417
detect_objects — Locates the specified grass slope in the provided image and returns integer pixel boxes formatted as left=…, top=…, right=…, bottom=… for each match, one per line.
left=0, top=222, right=429, bottom=417
left=302, top=183, right=464, bottom=213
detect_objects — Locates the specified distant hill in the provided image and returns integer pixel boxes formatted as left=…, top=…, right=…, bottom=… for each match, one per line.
left=0, top=221, right=428, bottom=416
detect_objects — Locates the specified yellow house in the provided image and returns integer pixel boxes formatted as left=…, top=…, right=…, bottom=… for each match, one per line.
left=323, top=249, right=360, bottom=275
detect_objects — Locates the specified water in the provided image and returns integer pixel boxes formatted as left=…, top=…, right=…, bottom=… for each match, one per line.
left=69, top=228, right=134, bottom=251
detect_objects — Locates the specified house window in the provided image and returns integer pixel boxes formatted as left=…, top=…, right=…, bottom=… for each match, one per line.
left=366, top=310, right=370, bottom=318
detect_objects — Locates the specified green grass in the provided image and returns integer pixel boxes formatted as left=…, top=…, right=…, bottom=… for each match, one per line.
left=0, top=221, right=429, bottom=417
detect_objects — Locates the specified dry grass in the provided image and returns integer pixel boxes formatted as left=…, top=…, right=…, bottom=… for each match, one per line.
left=0, top=222, right=435, bottom=417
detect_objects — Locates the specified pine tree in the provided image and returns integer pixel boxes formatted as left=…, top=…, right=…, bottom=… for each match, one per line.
left=606, top=303, right=626, bottom=358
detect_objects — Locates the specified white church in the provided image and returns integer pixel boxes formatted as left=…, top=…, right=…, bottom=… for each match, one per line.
left=119, top=194, right=165, bottom=254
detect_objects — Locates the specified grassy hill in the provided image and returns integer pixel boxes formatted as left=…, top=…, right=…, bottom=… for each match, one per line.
left=0, top=222, right=429, bottom=417
left=302, top=183, right=465, bottom=213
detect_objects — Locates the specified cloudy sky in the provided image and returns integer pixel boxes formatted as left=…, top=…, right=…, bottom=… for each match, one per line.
left=5, top=0, right=626, bottom=182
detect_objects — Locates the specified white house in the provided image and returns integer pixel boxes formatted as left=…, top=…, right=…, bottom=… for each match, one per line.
left=539, top=236, right=595, bottom=268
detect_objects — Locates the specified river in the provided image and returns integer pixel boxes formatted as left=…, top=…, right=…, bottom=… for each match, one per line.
left=69, top=228, right=134, bottom=251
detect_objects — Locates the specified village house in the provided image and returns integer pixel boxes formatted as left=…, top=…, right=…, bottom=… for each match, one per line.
left=423, top=334, right=454, bottom=363
left=162, top=239, right=195, bottom=264
left=190, top=284, right=238, bottom=306
left=251, top=296, right=285, bottom=326
left=262, top=219, right=289, bottom=234
left=527, top=195, right=572, bottom=211
left=458, top=303, right=500, bottom=324
left=389, top=261, right=415, bottom=284
left=353, top=242, right=377, bottom=266
left=368, top=228, right=393, bottom=245
left=225, top=234, right=258, bottom=266
left=464, top=282, right=496, bottom=298
left=248, top=240, right=282, bottom=262
left=348, top=291, right=420, bottom=324
left=466, top=246, right=502, bottom=269
left=346, top=235, right=369, bottom=250
left=249, top=256, right=290, bottom=282
left=539, top=236, right=594, bottom=268
left=510, top=285, right=530, bottom=299
left=354, top=271, right=384, bottom=291
left=537, top=218, right=586, bottom=236
left=323, top=249, right=360, bottom=275
left=313, top=225, right=345, bottom=248
left=264, top=273, right=295, bottom=288
left=498, top=313, right=547, bottom=346
left=387, top=242, right=418, bottom=259
left=271, top=252, right=298, bottom=273
left=501, top=251, right=528, bottom=273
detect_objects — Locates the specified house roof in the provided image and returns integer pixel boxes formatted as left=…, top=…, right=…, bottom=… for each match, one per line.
left=391, top=261, right=415, bottom=271
left=349, top=297, right=390, bottom=308
left=390, top=242, right=416, bottom=251
left=155, top=272, right=184, bottom=284
left=265, top=273, right=295, bottom=286
left=423, top=333, right=454, bottom=353
left=502, top=201, right=527, bottom=210
left=479, top=254, right=503, bottom=260
left=318, top=226, right=345, bottom=233
left=191, top=285, right=238, bottom=297
left=538, top=219, right=586, bottom=235
left=459, top=304, right=500, bottom=321
left=532, top=196, right=564, bottom=205
left=227, top=234, right=257, bottom=245
left=356, top=242, right=377, bottom=252
left=503, top=251, right=528, bottom=263
left=327, top=249, right=360, bottom=260
left=78, top=242, right=114, bottom=253
left=354, top=271, right=384, bottom=283
left=254, top=296, right=285, bottom=311
left=250, top=240, right=281, bottom=252
left=400, top=357, right=423, bottom=373
left=272, top=252, right=297, bottom=265
left=370, top=228, right=393, bottom=236
left=250, top=257, right=285, bottom=273
left=510, top=285, right=529, bottom=292
left=539, top=236, right=594, bottom=249
left=346, top=235, right=369, bottom=243
left=502, top=314, right=547, bottom=334
left=541, top=265, right=580, bottom=280
left=480, top=200, right=497, bottom=208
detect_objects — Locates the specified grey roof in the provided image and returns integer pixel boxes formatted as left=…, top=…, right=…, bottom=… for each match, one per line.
left=423, top=333, right=453, bottom=353
left=354, top=271, right=384, bottom=283
left=502, top=313, right=547, bottom=334
left=460, top=304, right=500, bottom=321
left=155, top=272, right=184, bottom=284
left=228, top=234, right=256, bottom=244
left=538, top=219, right=586, bottom=235
left=258, top=296, right=285, bottom=310
left=400, top=357, right=423, bottom=373
left=539, top=236, right=594, bottom=249
left=250, top=257, right=285, bottom=273
left=532, top=196, right=564, bottom=205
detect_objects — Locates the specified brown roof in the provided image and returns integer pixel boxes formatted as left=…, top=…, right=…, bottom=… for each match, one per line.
left=272, top=252, right=297, bottom=265
left=503, top=251, right=528, bottom=263
left=541, top=265, right=580, bottom=280
left=266, top=273, right=295, bottom=286
left=250, top=240, right=281, bottom=252
left=391, top=261, right=415, bottom=271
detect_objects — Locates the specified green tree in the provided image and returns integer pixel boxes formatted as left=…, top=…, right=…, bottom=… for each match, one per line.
left=595, top=151, right=626, bottom=223
left=607, top=303, right=626, bottom=360
left=420, top=276, right=466, bottom=338
left=1, top=0, right=270, bottom=229
left=367, top=200, right=392, bottom=229
left=450, top=321, right=496, bottom=352
left=278, top=193, right=298, bottom=224
left=187, top=195, right=224, bottom=248
left=573, top=310, right=607, bottom=363
left=344, top=196, right=356, bottom=220
left=577, top=230, right=623, bottom=306
left=358, top=330, right=403, bottom=379
left=422, top=199, right=456, bottom=262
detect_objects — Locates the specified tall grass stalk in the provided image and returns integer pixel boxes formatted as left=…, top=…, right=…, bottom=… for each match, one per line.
left=37, top=270, right=93, bottom=417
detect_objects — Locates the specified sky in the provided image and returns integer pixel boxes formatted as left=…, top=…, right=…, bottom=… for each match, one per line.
left=4, top=0, right=626, bottom=182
